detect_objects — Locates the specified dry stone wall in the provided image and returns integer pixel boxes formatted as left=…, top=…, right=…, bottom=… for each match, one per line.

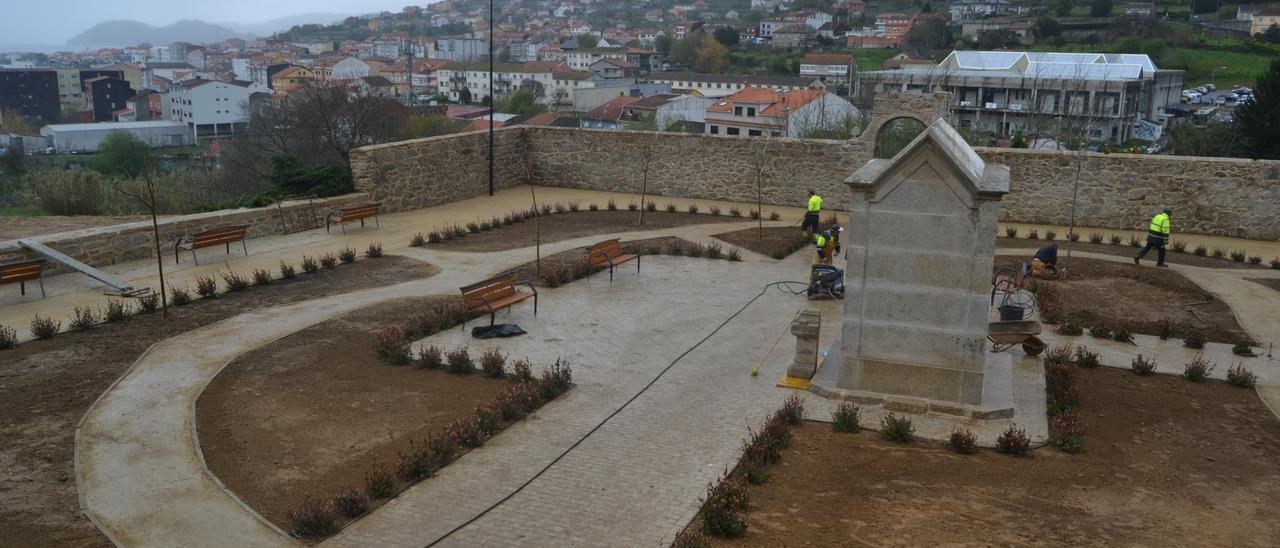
left=349, top=128, right=526, bottom=212
left=0, top=194, right=368, bottom=273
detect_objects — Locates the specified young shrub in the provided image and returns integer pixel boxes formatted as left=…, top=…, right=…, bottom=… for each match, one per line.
left=278, top=261, right=297, bottom=279
left=1045, top=361, right=1079, bottom=414
left=1272, top=258, right=1280, bottom=270
left=687, top=204, right=699, bottom=214
left=1043, top=344, right=1073, bottom=367
left=727, top=249, right=742, bottom=262
left=289, top=495, right=337, bottom=538
left=103, top=300, right=128, bottom=322
left=768, top=211, right=781, bottom=221
left=1112, top=326, right=1134, bottom=343
left=30, top=315, right=60, bottom=339
left=365, top=242, right=383, bottom=258
left=479, top=221, right=492, bottom=232
left=1248, top=255, right=1263, bottom=265
left=778, top=395, right=804, bottom=426
left=568, top=201, right=580, bottom=212
left=1226, top=363, right=1258, bottom=388
left=1026, top=229, right=1039, bottom=240
left=538, top=360, right=573, bottom=400
left=1067, top=231, right=1079, bottom=242
left=699, top=476, right=749, bottom=538
left=1210, top=247, right=1226, bottom=259
left=1074, top=346, right=1100, bottom=369
left=627, top=202, right=638, bottom=211
left=70, top=306, right=98, bottom=331
left=1182, top=329, right=1206, bottom=349
left=709, top=205, right=721, bottom=215
left=221, top=271, right=250, bottom=292
left=365, top=467, right=394, bottom=499
left=671, top=530, right=711, bottom=548
left=479, top=349, right=506, bottom=378
left=450, top=417, right=486, bottom=448
left=995, top=424, right=1031, bottom=456
left=1050, top=410, right=1084, bottom=453
left=510, top=359, right=534, bottom=382
left=375, top=326, right=412, bottom=365
left=320, top=253, right=338, bottom=269
left=1193, top=245, right=1207, bottom=256
left=501, top=214, right=513, bottom=226
left=332, top=489, right=369, bottom=518
left=666, top=203, right=678, bottom=213
left=1005, top=226, right=1018, bottom=238
left=607, top=199, right=618, bottom=211
left=301, top=255, right=320, bottom=273
left=495, top=384, right=528, bottom=421
left=1088, top=232, right=1103, bottom=244
left=1128, top=235, right=1142, bottom=248
left=251, top=268, right=272, bottom=286
left=410, top=232, right=427, bottom=247
left=1089, top=323, right=1113, bottom=339
left=337, top=247, right=357, bottom=264
left=541, top=203, right=553, bottom=215
left=729, top=207, right=742, bottom=217
left=687, top=244, right=705, bottom=258
left=749, top=210, right=761, bottom=220
left=0, top=325, right=17, bottom=350
left=879, top=413, right=914, bottom=444
left=831, top=401, right=861, bottom=433
left=170, top=286, right=192, bottom=306
left=1109, top=234, right=1123, bottom=246
left=1156, top=319, right=1176, bottom=340
left=645, top=201, right=657, bottom=212
left=1182, top=355, right=1215, bottom=382
left=1044, top=229, right=1056, bottom=241
left=416, top=345, right=444, bottom=369
left=1232, top=342, right=1256, bottom=357
left=195, top=275, right=218, bottom=297
left=137, top=293, right=160, bottom=313
left=395, top=439, right=436, bottom=482
left=1055, top=319, right=1083, bottom=336
left=1130, top=354, right=1157, bottom=376
left=1229, top=249, right=1247, bottom=262
left=474, top=404, right=501, bottom=435
left=466, top=221, right=481, bottom=234
left=949, top=427, right=978, bottom=455
left=705, top=243, right=724, bottom=259
left=554, top=202, right=568, bottom=213
left=445, top=347, right=474, bottom=375
left=1171, top=240, right=1186, bottom=253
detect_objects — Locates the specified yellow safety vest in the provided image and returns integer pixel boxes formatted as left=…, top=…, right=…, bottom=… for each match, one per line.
left=807, top=194, right=823, bottom=213
left=815, top=234, right=827, bottom=247
left=1148, top=213, right=1170, bottom=236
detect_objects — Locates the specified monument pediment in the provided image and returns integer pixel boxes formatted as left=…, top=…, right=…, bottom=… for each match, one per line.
left=847, top=120, right=1009, bottom=208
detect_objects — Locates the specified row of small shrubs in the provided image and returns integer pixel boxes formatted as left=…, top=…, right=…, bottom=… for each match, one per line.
left=1, top=243, right=385, bottom=347
left=695, top=396, right=804, bottom=539
left=1003, top=227, right=1080, bottom=242
left=1007, top=227, right=1277, bottom=267
left=538, top=241, right=742, bottom=288
left=1057, top=316, right=1234, bottom=351
left=373, top=299, right=476, bottom=365
left=289, top=360, right=573, bottom=538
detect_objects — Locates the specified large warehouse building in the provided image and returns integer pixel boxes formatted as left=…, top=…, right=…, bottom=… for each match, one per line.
left=39, top=120, right=193, bottom=153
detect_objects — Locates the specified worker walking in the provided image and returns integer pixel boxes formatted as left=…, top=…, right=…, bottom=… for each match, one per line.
left=802, top=190, right=822, bottom=236
left=815, top=224, right=843, bottom=265
left=1134, top=207, right=1172, bottom=267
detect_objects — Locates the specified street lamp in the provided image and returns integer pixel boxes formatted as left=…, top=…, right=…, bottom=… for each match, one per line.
left=1210, top=65, right=1227, bottom=88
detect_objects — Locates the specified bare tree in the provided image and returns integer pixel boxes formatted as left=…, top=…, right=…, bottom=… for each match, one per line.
left=748, top=141, right=774, bottom=238
left=637, top=130, right=660, bottom=227
left=519, top=130, right=541, bottom=275
left=114, top=161, right=169, bottom=315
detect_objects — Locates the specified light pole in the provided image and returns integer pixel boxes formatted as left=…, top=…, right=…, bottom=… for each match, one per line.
left=487, top=0, right=495, bottom=196
left=1211, top=65, right=1227, bottom=88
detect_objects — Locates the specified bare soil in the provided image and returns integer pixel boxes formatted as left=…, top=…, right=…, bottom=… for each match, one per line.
left=714, top=227, right=810, bottom=259
left=995, top=255, right=1253, bottom=344
left=996, top=237, right=1271, bottom=270
left=426, top=210, right=732, bottom=252
left=1247, top=278, right=1280, bottom=293
left=0, top=214, right=152, bottom=241
left=196, top=296, right=510, bottom=530
left=709, top=367, right=1280, bottom=546
left=0, top=256, right=436, bottom=548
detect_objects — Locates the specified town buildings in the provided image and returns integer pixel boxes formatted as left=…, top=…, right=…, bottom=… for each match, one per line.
left=704, top=87, right=859, bottom=138
left=166, top=79, right=260, bottom=139
left=649, top=73, right=825, bottom=98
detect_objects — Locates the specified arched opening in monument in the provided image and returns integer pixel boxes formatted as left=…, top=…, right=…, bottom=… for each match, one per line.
left=873, top=117, right=927, bottom=159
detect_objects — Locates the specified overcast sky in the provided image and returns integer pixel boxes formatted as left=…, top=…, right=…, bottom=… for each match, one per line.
left=2, top=0, right=417, bottom=47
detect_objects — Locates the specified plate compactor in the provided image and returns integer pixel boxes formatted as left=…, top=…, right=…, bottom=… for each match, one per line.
left=806, top=264, right=845, bottom=299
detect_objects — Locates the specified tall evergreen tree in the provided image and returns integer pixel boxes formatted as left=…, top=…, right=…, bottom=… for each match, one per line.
left=1237, top=59, right=1280, bottom=159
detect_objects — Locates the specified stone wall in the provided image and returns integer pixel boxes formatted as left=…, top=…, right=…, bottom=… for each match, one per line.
left=0, top=194, right=368, bottom=273
left=349, top=128, right=527, bottom=212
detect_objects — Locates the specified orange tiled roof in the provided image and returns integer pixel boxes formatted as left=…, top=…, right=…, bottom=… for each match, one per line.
left=706, top=87, right=828, bottom=117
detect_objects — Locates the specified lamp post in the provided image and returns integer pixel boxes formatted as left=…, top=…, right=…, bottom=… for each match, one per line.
left=488, top=0, right=495, bottom=196
left=1211, top=65, right=1227, bottom=88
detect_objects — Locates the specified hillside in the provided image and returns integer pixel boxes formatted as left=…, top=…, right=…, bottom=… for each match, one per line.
left=67, top=19, right=244, bottom=46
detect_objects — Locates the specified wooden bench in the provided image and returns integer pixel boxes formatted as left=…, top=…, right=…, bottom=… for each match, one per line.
left=326, top=203, right=381, bottom=234
left=587, top=238, right=639, bottom=282
left=175, top=225, right=250, bottom=265
left=460, top=273, right=538, bottom=326
left=0, top=259, right=46, bottom=298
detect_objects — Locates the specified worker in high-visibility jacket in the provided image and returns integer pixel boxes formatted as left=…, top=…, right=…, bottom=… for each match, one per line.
left=815, top=224, right=843, bottom=265
left=801, top=190, right=823, bottom=235
left=1134, top=207, right=1172, bottom=267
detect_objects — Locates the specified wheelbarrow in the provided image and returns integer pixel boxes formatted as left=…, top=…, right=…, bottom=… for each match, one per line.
left=988, top=320, right=1046, bottom=356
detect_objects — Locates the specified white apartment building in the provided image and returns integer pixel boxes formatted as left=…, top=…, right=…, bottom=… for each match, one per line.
left=166, top=79, right=262, bottom=139
left=565, top=49, right=628, bottom=71
left=435, top=63, right=590, bottom=105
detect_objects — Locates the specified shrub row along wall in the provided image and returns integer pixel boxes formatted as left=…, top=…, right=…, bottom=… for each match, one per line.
left=349, top=128, right=527, bottom=212
left=0, top=194, right=368, bottom=274
left=351, top=127, right=1280, bottom=240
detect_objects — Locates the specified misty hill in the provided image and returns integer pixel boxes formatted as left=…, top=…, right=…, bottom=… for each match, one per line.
left=219, top=12, right=351, bottom=36
left=67, top=20, right=245, bottom=46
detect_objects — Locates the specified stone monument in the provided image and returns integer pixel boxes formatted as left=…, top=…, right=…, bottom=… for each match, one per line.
left=786, top=310, right=822, bottom=380
left=810, top=119, right=1013, bottom=419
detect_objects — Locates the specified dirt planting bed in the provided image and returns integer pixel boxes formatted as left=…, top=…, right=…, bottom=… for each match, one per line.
left=0, top=214, right=151, bottom=241
left=714, top=226, right=810, bottom=260
left=0, top=256, right=436, bottom=548
left=994, top=255, right=1252, bottom=344
left=996, top=237, right=1272, bottom=270
left=196, top=296, right=511, bottom=531
left=706, top=366, right=1280, bottom=546
left=424, top=209, right=735, bottom=252
left=509, top=236, right=740, bottom=287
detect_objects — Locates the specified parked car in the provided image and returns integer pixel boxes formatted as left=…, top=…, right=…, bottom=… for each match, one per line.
left=1204, top=83, right=1215, bottom=92
left=1232, top=86, right=1251, bottom=95
left=1215, top=95, right=1228, bottom=105
left=1196, top=85, right=1210, bottom=94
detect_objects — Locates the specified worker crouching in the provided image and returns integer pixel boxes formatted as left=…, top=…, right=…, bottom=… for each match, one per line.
left=815, top=224, right=843, bottom=265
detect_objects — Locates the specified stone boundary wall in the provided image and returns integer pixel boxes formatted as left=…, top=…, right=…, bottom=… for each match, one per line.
left=349, top=128, right=526, bottom=212
left=0, top=193, right=369, bottom=274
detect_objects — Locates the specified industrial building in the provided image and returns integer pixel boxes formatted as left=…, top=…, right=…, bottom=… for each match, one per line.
left=39, top=120, right=192, bottom=153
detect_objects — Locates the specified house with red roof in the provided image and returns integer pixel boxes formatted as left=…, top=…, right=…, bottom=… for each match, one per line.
left=704, top=87, right=859, bottom=138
